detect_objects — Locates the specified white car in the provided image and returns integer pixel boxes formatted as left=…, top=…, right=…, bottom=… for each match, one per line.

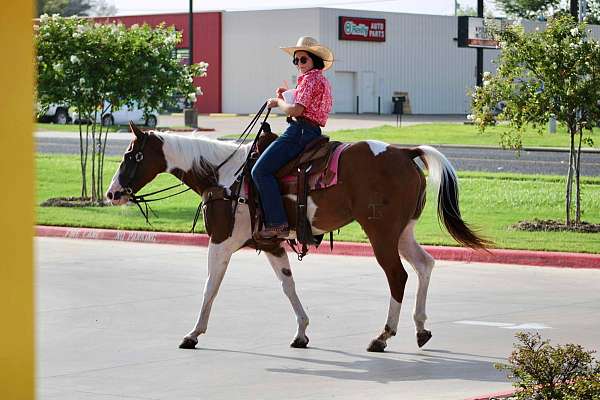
left=97, top=101, right=159, bottom=128
left=38, top=104, right=72, bottom=124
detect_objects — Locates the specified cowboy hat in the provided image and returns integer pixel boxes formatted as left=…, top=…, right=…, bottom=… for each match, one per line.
left=280, top=36, right=334, bottom=71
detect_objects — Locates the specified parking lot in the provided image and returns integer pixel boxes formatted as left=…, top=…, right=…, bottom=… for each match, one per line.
left=37, top=237, right=600, bottom=400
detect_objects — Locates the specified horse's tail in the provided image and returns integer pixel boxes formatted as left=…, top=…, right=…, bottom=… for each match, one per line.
left=409, top=145, right=491, bottom=250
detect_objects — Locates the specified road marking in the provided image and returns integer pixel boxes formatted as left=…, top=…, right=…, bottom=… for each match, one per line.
left=454, top=320, right=552, bottom=329
left=501, top=323, right=552, bottom=330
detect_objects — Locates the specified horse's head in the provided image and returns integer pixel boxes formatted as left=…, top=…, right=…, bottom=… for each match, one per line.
left=106, top=122, right=167, bottom=205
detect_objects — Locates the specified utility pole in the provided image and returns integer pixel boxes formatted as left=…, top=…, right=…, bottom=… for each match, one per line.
left=571, top=0, right=578, bottom=19
left=476, top=0, right=484, bottom=86
left=184, top=0, right=198, bottom=127
left=189, top=0, right=194, bottom=65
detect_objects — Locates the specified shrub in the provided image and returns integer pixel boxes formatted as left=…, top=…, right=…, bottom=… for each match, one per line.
left=497, top=332, right=600, bottom=399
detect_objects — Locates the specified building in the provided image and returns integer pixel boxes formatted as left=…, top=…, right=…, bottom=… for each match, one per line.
left=111, top=8, right=598, bottom=115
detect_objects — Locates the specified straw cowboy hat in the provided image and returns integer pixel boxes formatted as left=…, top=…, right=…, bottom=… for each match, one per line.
left=281, top=36, right=334, bottom=71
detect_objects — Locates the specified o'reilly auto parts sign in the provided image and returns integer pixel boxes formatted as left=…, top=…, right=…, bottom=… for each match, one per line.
left=339, top=16, right=385, bottom=42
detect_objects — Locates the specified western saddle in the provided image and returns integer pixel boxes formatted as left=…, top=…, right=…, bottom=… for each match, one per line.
left=244, top=123, right=344, bottom=259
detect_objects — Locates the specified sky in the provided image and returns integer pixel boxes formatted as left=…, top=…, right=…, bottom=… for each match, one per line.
left=110, top=0, right=501, bottom=17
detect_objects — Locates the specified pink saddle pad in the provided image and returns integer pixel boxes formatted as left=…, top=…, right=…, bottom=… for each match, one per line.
left=279, top=143, right=350, bottom=191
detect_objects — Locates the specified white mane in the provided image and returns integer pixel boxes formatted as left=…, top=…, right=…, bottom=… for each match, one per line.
left=155, top=132, right=251, bottom=188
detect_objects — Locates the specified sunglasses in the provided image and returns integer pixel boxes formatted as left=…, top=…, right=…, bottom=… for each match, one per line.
left=292, top=56, right=309, bottom=66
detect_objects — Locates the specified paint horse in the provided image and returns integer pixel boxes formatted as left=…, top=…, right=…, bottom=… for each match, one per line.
left=106, top=123, right=489, bottom=352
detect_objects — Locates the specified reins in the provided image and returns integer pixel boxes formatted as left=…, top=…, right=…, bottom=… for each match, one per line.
left=191, top=102, right=271, bottom=233
left=129, top=181, right=192, bottom=225
left=126, top=102, right=271, bottom=229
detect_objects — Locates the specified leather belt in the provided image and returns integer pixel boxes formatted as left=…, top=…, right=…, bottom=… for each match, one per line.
left=287, top=116, right=321, bottom=129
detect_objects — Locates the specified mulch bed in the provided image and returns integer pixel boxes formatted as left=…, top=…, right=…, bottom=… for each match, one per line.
left=513, top=219, right=600, bottom=233
left=40, top=197, right=108, bottom=207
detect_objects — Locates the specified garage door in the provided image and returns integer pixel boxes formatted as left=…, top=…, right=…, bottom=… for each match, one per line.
left=333, top=71, right=355, bottom=113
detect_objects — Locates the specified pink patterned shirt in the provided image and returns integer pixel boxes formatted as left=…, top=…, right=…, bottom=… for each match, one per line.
left=294, top=69, right=333, bottom=127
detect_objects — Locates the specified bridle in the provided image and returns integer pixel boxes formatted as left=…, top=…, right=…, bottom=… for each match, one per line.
left=117, top=130, right=191, bottom=224
left=119, top=131, right=149, bottom=196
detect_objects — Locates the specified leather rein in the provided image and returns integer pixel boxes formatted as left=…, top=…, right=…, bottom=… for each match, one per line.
left=121, top=102, right=270, bottom=229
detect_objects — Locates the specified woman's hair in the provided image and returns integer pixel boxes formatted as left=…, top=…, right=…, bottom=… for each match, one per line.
left=294, top=51, right=325, bottom=70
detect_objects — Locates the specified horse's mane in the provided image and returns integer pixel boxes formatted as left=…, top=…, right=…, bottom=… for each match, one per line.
left=154, top=132, right=251, bottom=187
left=191, top=157, right=219, bottom=188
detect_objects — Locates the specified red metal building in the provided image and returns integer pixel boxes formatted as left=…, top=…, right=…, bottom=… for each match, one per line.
left=100, top=12, right=222, bottom=113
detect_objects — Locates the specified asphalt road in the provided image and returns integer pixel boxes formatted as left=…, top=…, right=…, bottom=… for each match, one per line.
left=36, top=133, right=600, bottom=176
left=37, top=237, right=600, bottom=400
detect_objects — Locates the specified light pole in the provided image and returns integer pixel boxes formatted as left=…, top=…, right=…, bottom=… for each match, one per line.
left=189, top=0, right=193, bottom=66
left=476, top=0, right=483, bottom=86
left=184, top=0, right=198, bottom=127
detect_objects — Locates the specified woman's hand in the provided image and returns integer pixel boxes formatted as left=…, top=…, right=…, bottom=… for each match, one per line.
left=267, top=98, right=280, bottom=109
left=275, top=87, right=286, bottom=99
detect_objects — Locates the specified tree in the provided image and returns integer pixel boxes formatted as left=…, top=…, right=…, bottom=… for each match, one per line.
left=36, top=14, right=208, bottom=203
left=495, top=0, right=560, bottom=19
left=37, top=0, right=92, bottom=17
left=586, top=0, right=600, bottom=24
left=457, top=4, right=478, bottom=16
left=495, top=0, right=600, bottom=23
left=470, top=15, right=599, bottom=226
left=37, top=0, right=117, bottom=17
left=87, top=0, right=117, bottom=16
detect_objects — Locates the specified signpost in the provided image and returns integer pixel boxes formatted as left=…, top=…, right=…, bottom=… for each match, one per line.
left=457, top=16, right=507, bottom=49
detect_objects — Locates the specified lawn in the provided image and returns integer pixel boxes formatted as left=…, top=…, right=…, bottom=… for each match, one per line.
left=37, top=123, right=120, bottom=133
left=36, top=154, right=600, bottom=254
left=223, top=123, right=599, bottom=149
left=325, top=123, right=599, bottom=149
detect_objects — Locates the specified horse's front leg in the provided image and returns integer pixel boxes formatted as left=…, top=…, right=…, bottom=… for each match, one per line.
left=179, top=204, right=252, bottom=349
left=179, top=241, right=235, bottom=349
left=265, top=249, right=310, bottom=348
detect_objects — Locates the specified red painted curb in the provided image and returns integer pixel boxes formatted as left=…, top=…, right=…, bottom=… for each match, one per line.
left=464, top=389, right=515, bottom=400
left=36, top=226, right=600, bottom=269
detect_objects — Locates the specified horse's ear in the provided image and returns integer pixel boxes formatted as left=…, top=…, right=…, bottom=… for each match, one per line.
left=129, top=121, right=144, bottom=139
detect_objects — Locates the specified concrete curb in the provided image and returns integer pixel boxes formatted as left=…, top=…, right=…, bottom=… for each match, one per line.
left=36, top=226, right=600, bottom=269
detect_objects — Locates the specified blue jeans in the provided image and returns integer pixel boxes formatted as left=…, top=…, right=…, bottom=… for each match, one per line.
left=251, top=120, right=322, bottom=228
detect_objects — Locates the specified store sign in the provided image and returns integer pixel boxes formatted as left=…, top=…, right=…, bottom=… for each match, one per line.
left=339, top=16, right=385, bottom=42
left=457, top=16, right=508, bottom=48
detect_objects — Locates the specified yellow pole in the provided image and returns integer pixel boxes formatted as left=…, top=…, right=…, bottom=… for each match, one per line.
left=0, top=1, right=35, bottom=399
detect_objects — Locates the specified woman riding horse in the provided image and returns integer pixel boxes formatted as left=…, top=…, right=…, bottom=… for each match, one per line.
left=251, top=36, right=334, bottom=239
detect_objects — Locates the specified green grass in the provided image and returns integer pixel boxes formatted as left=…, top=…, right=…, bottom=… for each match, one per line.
left=37, top=123, right=120, bottom=133
left=326, top=123, right=600, bottom=148
left=36, top=154, right=600, bottom=254
left=224, top=123, right=599, bottom=149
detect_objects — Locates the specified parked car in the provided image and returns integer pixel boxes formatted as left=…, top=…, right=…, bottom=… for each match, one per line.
left=97, top=101, right=159, bottom=128
left=37, top=103, right=72, bottom=124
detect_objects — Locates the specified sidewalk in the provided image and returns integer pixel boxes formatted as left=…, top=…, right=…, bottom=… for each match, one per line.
left=36, top=225, right=600, bottom=269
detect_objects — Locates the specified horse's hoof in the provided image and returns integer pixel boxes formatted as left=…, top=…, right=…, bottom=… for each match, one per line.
left=179, top=337, right=198, bottom=349
left=367, top=339, right=387, bottom=352
left=290, top=336, right=309, bottom=348
left=417, top=330, right=432, bottom=348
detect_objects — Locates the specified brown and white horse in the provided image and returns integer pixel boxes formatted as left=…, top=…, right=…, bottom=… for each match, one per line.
left=106, top=123, right=489, bottom=352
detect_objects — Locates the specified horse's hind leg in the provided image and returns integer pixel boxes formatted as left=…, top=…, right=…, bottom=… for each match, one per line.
left=361, top=225, right=408, bottom=353
left=398, top=220, right=435, bottom=348
left=265, top=249, right=310, bottom=348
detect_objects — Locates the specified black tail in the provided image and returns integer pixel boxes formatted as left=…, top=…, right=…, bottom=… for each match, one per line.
left=415, top=146, right=491, bottom=250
